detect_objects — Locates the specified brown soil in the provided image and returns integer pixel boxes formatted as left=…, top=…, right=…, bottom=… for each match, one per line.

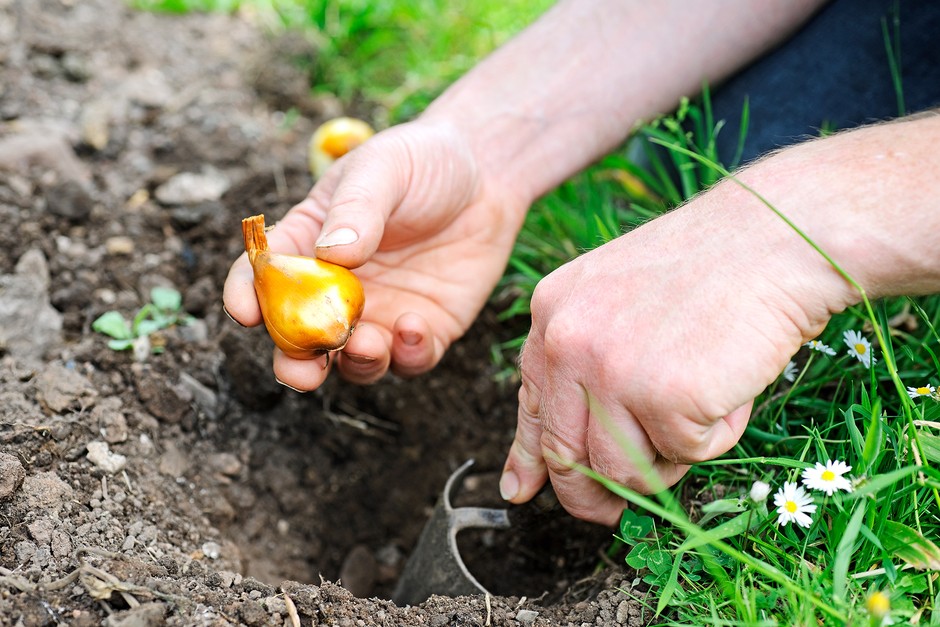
left=0, top=2, right=649, bottom=625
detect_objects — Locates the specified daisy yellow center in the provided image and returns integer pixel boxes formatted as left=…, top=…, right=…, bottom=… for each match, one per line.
left=822, top=470, right=835, bottom=481
left=785, top=501, right=798, bottom=513
left=855, top=343, right=867, bottom=354
left=917, top=386, right=931, bottom=395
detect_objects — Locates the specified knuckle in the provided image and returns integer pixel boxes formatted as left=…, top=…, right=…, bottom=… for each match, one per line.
left=529, top=279, right=561, bottom=318
left=517, top=380, right=541, bottom=423
left=341, top=360, right=388, bottom=384
left=652, top=427, right=711, bottom=464
left=508, top=437, right=543, bottom=468
left=331, top=182, right=375, bottom=211
left=541, top=315, right=587, bottom=359
left=559, top=500, right=600, bottom=523
left=540, top=429, right=582, bottom=468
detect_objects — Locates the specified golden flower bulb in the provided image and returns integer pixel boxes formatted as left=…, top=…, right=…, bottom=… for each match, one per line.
left=308, top=116, right=375, bottom=179
left=242, top=214, right=365, bottom=359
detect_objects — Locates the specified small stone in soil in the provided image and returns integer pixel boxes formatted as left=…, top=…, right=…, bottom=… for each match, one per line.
left=154, top=167, right=230, bottom=205
left=34, top=362, right=96, bottom=413
left=21, top=471, right=73, bottom=515
left=0, top=452, right=25, bottom=500
left=338, top=544, right=376, bottom=598
left=86, top=440, right=127, bottom=473
left=44, top=179, right=94, bottom=220
left=0, top=250, right=63, bottom=365
left=201, top=541, right=221, bottom=560
left=158, top=442, right=189, bottom=478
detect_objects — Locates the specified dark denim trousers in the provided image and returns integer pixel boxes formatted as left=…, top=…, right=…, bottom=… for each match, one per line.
left=710, top=0, right=940, bottom=165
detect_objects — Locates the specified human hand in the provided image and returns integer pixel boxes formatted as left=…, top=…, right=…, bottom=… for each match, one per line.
left=498, top=174, right=858, bottom=526
left=223, top=119, right=528, bottom=390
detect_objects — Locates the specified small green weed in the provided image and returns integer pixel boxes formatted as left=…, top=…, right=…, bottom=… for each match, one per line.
left=92, top=286, right=193, bottom=358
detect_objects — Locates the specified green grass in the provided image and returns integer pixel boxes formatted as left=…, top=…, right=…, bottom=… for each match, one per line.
left=624, top=300, right=940, bottom=626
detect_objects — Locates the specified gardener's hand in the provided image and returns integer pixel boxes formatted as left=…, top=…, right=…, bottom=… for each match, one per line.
left=499, top=164, right=860, bottom=526
left=223, top=119, right=528, bottom=390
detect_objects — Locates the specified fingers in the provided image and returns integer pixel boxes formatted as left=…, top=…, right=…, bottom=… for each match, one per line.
left=271, top=310, right=444, bottom=389
left=548, top=394, right=692, bottom=526
left=335, top=322, right=392, bottom=385
left=221, top=195, right=329, bottom=328
left=508, top=374, right=696, bottom=526
left=388, top=312, right=440, bottom=377
left=272, top=350, right=330, bottom=392
left=334, top=312, right=441, bottom=383
left=542, top=460, right=641, bottom=527
left=222, top=253, right=261, bottom=327
left=313, top=135, right=410, bottom=268
left=500, top=328, right=550, bottom=504
left=221, top=127, right=409, bottom=322
left=502, top=308, right=731, bottom=526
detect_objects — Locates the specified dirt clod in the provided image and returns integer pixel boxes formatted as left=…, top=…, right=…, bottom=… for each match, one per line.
left=0, top=452, right=25, bottom=500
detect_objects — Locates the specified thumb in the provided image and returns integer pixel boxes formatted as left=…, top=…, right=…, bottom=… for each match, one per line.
left=313, top=136, right=410, bottom=268
left=500, top=329, right=549, bottom=503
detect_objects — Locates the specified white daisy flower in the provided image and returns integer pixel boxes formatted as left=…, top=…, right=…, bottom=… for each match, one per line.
left=801, top=459, right=853, bottom=496
left=907, top=384, right=936, bottom=400
left=773, top=482, right=817, bottom=527
left=843, top=329, right=877, bottom=368
left=749, top=480, right=771, bottom=503
left=805, top=340, right=837, bottom=356
left=782, top=361, right=799, bottom=383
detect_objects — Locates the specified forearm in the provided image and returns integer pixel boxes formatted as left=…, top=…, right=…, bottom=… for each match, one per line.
left=422, top=0, right=826, bottom=205
left=732, top=110, right=940, bottom=307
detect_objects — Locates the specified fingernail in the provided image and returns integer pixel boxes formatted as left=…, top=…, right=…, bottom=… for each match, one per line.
left=345, top=353, right=376, bottom=364
left=499, top=470, right=519, bottom=501
left=222, top=304, right=247, bottom=328
left=316, top=227, right=358, bottom=248
left=399, top=331, right=421, bottom=346
left=275, top=377, right=307, bottom=393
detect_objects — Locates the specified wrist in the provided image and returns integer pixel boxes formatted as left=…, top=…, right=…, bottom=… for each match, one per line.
left=419, top=90, right=562, bottom=209
left=737, top=112, right=940, bottom=304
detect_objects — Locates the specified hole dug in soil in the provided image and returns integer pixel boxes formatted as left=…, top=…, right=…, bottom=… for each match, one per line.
left=215, top=320, right=621, bottom=603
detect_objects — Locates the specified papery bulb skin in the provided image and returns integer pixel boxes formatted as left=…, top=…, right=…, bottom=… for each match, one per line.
left=242, top=215, right=365, bottom=359
left=308, top=117, right=375, bottom=179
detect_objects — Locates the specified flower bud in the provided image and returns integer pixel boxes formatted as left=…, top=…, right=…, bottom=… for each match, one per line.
left=749, top=480, right=771, bottom=503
